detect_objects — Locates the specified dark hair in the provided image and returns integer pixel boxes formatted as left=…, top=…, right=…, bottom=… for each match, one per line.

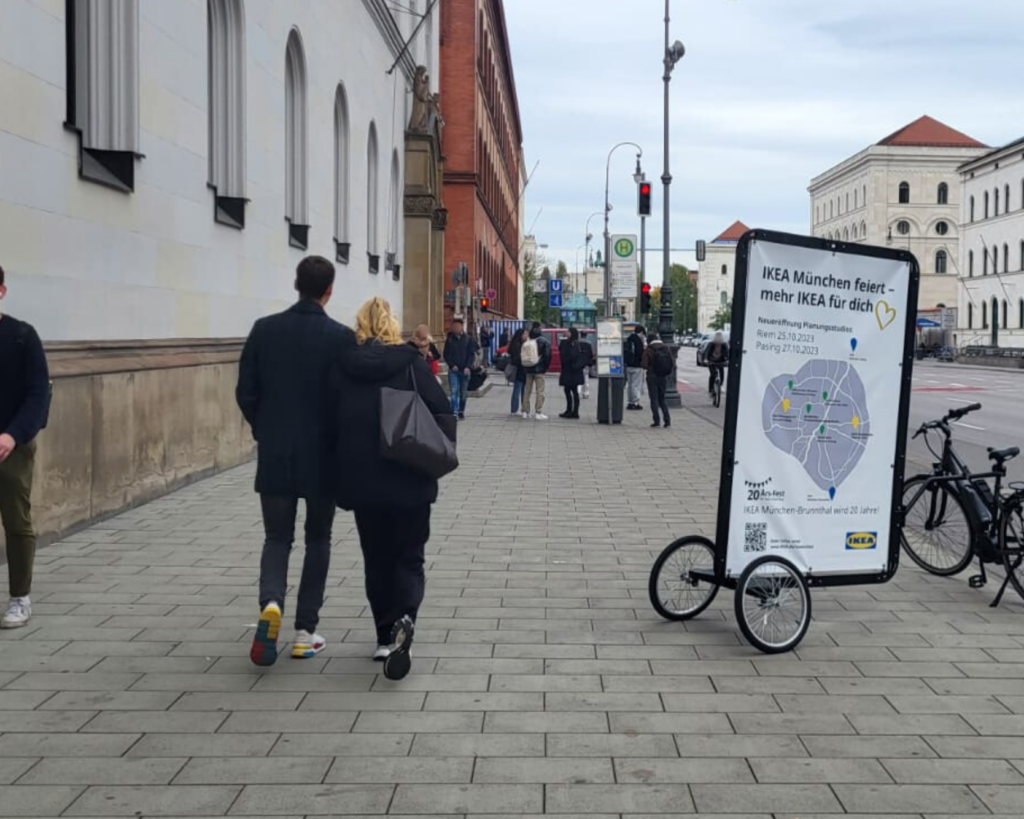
left=0, top=264, right=5, bottom=286
left=569, top=327, right=579, bottom=341
left=636, top=325, right=646, bottom=335
left=295, top=255, right=335, bottom=300
left=531, top=321, right=541, bottom=331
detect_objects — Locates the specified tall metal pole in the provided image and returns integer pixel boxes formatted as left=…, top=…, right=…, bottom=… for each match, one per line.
left=660, top=0, right=683, bottom=407
left=603, top=143, right=643, bottom=317
left=640, top=217, right=646, bottom=313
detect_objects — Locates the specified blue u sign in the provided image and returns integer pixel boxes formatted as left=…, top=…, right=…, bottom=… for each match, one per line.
left=549, top=279, right=563, bottom=293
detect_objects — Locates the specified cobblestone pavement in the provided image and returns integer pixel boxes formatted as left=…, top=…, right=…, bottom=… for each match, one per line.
left=3, top=375, right=1024, bottom=818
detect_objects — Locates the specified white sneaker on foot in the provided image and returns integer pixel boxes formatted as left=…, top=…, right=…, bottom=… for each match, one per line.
left=291, top=630, right=326, bottom=659
left=534, top=413, right=548, bottom=421
left=373, top=645, right=391, bottom=662
left=1, top=597, right=31, bottom=629
left=520, top=411, right=530, bottom=419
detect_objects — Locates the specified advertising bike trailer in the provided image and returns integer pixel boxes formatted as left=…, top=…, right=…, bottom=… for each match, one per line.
left=649, top=230, right=920, bottom=652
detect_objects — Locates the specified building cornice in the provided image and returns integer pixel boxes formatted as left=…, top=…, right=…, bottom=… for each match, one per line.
left=959, top=137, right=1024, bottom=173
left=810, top=145, right=989, bottom=193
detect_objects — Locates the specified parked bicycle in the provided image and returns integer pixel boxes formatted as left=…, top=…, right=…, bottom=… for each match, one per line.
left=901, top=402, right=1024, bottom=606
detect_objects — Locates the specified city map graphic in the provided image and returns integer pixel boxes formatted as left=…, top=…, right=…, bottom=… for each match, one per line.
left=761, top=360, right=870, bottom=496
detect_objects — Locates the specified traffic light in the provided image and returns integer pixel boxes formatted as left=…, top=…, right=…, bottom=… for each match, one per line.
left=480, top=298, right=490, bottom=313
left=640, top=282, right=652, bottom=313
left=637, top=181, right=652, bottom=217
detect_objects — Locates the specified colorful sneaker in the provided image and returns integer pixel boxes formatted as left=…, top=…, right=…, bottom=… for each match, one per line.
left=291, top=630, right=326, bottom=659
left=0, top=597, right=31, bottom=629
left=250, top=602, right=281, bottom=667
left=382, top=615, right=415, bottom=681
left=373, top=645, right=391, bottom=662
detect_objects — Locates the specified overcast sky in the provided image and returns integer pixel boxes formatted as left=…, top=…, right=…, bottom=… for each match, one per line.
left=503, top=0, right=1024, bottom=277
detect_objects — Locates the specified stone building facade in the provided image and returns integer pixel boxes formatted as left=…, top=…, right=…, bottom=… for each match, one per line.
left=697, top=220, right=749, bottom=332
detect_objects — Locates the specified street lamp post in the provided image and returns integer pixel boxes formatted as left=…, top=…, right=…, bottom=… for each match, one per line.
left=603, top=142, right=643, bottom=319
left=660, top=0, right=685, bottom=407
left=584, top=211, right=602, bottom=299
left=574, top=244, right=584, bottom=294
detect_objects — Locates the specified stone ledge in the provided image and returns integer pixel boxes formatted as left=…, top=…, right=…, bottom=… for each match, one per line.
left=45, top=338, right=245, bottom=378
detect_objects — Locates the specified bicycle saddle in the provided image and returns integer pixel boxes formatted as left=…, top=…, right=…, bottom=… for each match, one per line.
left=988, top=446, right=1020, bottom=463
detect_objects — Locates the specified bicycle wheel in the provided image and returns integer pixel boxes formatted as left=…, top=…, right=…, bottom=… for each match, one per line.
left=734, top=556, right=811, bottom=653
left=713, top=378, right=721, bottom=408
left=649, top=536, right=720, bottom=621
left=901, top=476, right=973, bottom=576
left=999, top=497, right=1024, bottom=602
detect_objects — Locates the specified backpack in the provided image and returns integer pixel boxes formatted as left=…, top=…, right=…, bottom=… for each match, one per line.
left=521, top=337, right=540, bottom=367
left=652, top=344, right=674, bottom=378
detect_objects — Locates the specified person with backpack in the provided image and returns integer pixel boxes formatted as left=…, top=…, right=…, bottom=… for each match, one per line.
left=641, top=334, right=675, bottom=428
left=624, top=325, right=646, bottom=410
left=558, top=328, right=586, bottom=419
left=520, top=322, right=551, bottom=420
left=0, top=264, right=51, bottom=629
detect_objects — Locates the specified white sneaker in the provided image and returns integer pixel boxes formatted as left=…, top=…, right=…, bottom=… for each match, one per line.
left=534, top=413, right=548, bottom=421
left=582, top=390, right=590, bottom=399
left=1, top=597, right=31, bottom=629
left=520, top=411, right=530, bottom=419
left=290, top=630, right=326, bottom=659
left=373, top=645, right=391, bottom=662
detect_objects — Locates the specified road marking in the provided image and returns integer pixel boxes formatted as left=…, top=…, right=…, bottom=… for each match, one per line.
left=953, top=421, right=986, bottom=431
left=679, top=378, right=690, bottom=385
left=950, top=383, right=967, bottom=388
left=948, top=397, right=980, bottom=405
left=913, top=386, right=984, bottom=393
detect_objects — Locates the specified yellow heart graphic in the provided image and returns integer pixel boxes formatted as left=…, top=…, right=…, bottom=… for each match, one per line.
left=875, top=299, right=897, bottom=331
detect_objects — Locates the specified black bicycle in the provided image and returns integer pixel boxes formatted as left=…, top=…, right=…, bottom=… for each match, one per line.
left=901, top=402, right=1024, bottom=606
left=705, top=363, right=724, bottom=408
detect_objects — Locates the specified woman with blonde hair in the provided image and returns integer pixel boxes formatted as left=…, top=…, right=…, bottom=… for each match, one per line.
left=408, top=323, right=441, bottom=380
left=334, top=297, right=452, bottom=680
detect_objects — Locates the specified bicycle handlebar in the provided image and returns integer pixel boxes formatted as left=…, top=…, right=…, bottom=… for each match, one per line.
left=913, top=403, right=983, bottom=441
left=945, top=402, right=982, bottom=422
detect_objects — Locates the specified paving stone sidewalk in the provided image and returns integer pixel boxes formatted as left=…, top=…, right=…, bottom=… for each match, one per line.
left=3, top=375, right=1024, bottom=818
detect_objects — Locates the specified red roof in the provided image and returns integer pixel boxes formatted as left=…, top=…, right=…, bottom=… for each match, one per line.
left=877, top=115, right=986, bottom=149
left=713, top=220, right=751, bottom=242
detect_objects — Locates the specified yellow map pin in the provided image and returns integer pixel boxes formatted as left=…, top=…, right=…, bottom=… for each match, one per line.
left=852, top=415, right=860, bottom=430
left=782, top=398, right=791, bottom=413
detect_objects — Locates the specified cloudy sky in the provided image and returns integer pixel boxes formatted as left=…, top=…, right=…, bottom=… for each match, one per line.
left=503, top=0, right=1024, bottom=277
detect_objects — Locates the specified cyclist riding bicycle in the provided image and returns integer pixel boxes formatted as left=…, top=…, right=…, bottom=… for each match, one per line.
left=705, top=331, right=729, bottom=397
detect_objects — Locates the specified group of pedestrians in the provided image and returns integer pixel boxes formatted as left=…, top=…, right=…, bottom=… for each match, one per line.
left=625, top=325, right=675, bottom=428
left=236, top=256, right=456, bottom=681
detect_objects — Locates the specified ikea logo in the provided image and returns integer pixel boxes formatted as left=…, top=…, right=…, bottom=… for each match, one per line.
left=846, top=532, right=877, bottom=550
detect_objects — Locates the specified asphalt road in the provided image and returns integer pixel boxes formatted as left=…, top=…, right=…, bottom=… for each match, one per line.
left=673, top=350, right=1024, bottom=482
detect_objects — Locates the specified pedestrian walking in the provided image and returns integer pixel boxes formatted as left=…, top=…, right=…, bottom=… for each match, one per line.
left=558, top=328, right=586, bottom=419
left=236, top=255, right=354, bottom=666
left=579, top=334, right=595, bottom=399
left=409, top=324, right=441, bottom=381
left=443, top=316, right=477, bottom=419
left=520, top=321, right=552, bottom=420
left=479, top=323, right=493, bottom=367
left=507, top=327, right=529, bottom=416
left=624, top=324, right=646, bottom=410
left=0, top=265, right=50, bottom=630
left=642, top=334, right=674, bottom=428
left=334, top=297, right=453, bottom=681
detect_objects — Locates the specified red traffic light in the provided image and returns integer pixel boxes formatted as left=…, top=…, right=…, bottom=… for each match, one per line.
left=480, top=298, right=490, bottom=312
left=641, top=282, right=652, bottom=294
left=640, top=183, right=651, bottom=196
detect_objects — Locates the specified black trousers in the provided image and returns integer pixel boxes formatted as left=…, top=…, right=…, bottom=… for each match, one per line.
left=562, top=386, right=579, bottom=416
left=354, top=505, right=431, bottom=645
left=648, top=376, right=670, bottom=425
left=259, top=495, right=335, bottom=633
left=708, top=364, right=725, bottom=394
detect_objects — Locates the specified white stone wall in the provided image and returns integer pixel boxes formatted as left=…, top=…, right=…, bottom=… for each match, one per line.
left=697, top=242, right=737, bottom=332
left=0, top=0, right=437, bottom=340
left=959, top=144, right=1024, bottom=347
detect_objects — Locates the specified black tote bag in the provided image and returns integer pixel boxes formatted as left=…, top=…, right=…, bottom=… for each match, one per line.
left=380, top=366, right=459, bottom=480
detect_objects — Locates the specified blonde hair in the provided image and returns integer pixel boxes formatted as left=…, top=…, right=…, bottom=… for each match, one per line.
left=355, top=297, right=402, bottom=345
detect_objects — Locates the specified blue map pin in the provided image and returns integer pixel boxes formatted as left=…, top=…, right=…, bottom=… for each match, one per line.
left=828, top=487, right=836, bottom=501
left=850, top=338, right=858, bottom=352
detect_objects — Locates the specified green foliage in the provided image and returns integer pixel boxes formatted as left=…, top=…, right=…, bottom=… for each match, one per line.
left=638, top=264, right=698, bottom=333
left=709, top=298, right=733, bottom=331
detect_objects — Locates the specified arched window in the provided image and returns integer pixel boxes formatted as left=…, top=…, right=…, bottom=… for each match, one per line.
left=721, top=264, right=727, bottom=276
left=935, top=250, right=947, bottom=274
left=937, top=183, right=948, bottom=205
left=970, top=195, right=975, bottom=221
left=284, top=29, right=309, bottom=249
left=208, top=0, right=246, bottom=228
left=854, top=189, right=859, bottom=209
left=1005, top=184, right=1011, bottom=214
left=843, top=227, right=849, bottom=241
left=984, top=191, right=989, bottom=218
left=851, top=224, right=857, bottom=240
left=983, top=248, right=989, bottom=275
left=1003, top=300, right=1009, bottom=330
left=1004, top=243, right=1010, bottom=274
left=333, top=84, right=350, bottom=263
left=983, top=301, right=988, bottom=329
left=829, top=201, right=833, bottom=219
left=861, top=220, right=866, bottom=239
left=993, top=245, right=999, bottom=273
left=845, top=193, right=849, bottom=212
left=1021, top=240, right=1024, bottom=271
left=968, top=303, right=973, bottom=329
left=720, top=291, right=728, bottom=306
left=863, top=184, right=867, bottom=205
left=994, top=187, right=1000, bottom=215
left=65, top=0, right=140, bottom=191
left=968, top=250, right=974, bottom=277
left=387, top=149, right=401, bottom=279
left=1019, top=299, right=1024, bottom=329
left=366, top=122, right=379, bottom=269
left=898, top=181, right=910, bottom=204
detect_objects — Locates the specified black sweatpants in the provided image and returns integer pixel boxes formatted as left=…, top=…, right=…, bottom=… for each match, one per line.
left=562, top=386, right=579, bottom=417
left=354, top=505, right=431, bottom=645
left=648, top=375, right=670, bottom=426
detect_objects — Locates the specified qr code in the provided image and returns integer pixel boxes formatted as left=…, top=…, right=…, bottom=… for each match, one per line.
left=744, top=522, right=767, bottom=553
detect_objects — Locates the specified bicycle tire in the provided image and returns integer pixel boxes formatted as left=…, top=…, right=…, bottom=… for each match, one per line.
left=901, top=476, right=974, bottom=576
left=648, top=536, right=720, bottom=621
left=734, top=555, right=811, bottom=653
left=999, top=496, right=1024, bottom=602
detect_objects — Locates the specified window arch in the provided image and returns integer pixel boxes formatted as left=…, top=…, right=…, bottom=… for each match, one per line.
left=851, top=224, right=857, bottom=240
left=1004, top=243, right=1010, bottom=274
left=829, top=201, right=833, bottom=219
left=994, top=187, right=1000, bottom=215
left=993, top=245, right=999, bottom=273
left=984, top=191, right=989, bottom=218
left=387, top=149, right=401, bottom=279
left=720, top=291, right=728, bottom=306
left=983, top=300, right=988, bottom=329
left=333, top=84, right=350, bottom=263
left=898, top=181, right=910, bottom=204
left=208, top=0, right=246, bottom=228
left=1019, top=299, right=1024, bottom=329
left=863, top=184, right=867, bottom=205
left=284, top=29, right=309, bottom=248
left=1005, top=184, right=1011, bottom=214
left=1003, top=300, right=1009, bottom=330
left=721, top=264, right=727, bottom=276
left=983, top=247, right=989, bottom=275
left=845, top=193, right=849, bottom=212
left=861, top=220, right=866, bottom=239
left=366, top=122, right=379, bottom=268
left=937, top=182, right=948, bottom=205
left=843, top=227, right=849, bottom=241
left=968, top=303, right=973, bottom=329
left=969, top=250, right=974, bottom=277
left=1021, top=240, right=1024, bottom=271
left=854, top=189, right=858, bottom=209
left=936, top=250, right=947, bottom=274
left=970, top=195, right=975, bottom=221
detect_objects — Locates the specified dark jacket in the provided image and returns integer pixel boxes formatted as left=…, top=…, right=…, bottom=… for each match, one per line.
left=523, top=330, right=552, bottom=375
left=558, top=339, right=586, bottom=388
left=443, top=332, right=477, bottom=372
left=624, top=332, right=645, bottom=368
left=334, top=342, right=451, bottom=510
left=508, top=333, right=527, bottom=384
left=706, top=341, right=729, bottom=367
left=236, top=300, right=354, bottom=498
left=641, top=339, right=671, bottom=379
left=0, top=315, right=50, bottom=446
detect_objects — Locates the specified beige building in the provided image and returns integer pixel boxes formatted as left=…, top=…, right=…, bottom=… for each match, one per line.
left=698, top=220, right=749, bottom=331
left=809, top=116, right=988, bottom=318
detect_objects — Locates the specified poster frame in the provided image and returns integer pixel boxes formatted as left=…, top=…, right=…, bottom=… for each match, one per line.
left=713, top=229, right=920, bottom=589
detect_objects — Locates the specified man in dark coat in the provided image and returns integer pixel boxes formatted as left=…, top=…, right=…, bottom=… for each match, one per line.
left=236, top=255, right=354, bottom=666
left=442, top=316, right=477, bottom=419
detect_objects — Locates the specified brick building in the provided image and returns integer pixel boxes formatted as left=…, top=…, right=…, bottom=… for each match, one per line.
left=440, top=0, right=523, bottom=322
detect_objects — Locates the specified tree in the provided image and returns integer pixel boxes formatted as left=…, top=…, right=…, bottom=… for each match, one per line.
left=709, top=298, right=732, bottom=331
left=669, top=264, right=698, bottom=333
left=522, top=255, right=546, bottom=322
